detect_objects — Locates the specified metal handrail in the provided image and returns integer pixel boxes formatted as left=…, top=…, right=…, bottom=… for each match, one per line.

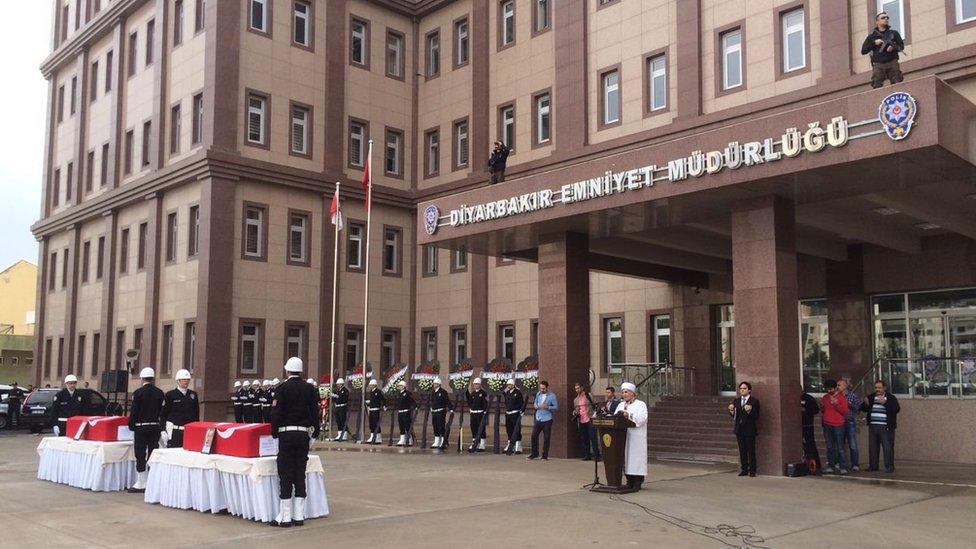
left=606, top=361, right=696, bottom=397
left=852, top=356, right=976, bottom=399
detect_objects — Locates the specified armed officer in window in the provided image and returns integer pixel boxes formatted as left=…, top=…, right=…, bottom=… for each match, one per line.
left=394, top=380, right=416, bottom=447
left=429, top=378, right=452, bottom=449
left=365, top=379, right=386, bottom=444
left=270, top=357, right=320, bottom=528
left=232, top=380, right=244, bottom=423
left=503, top=379, right=525, bottom=455
left=52, top=374, right=88, bottom=436
left=160, top=369, right=199, bottom=448
left=861, top=11, right=905, bottom=88
left=331, top=378, right=350, bottom=442
left=127, top=367, right=165, bottom=493
left=465, top=378, right=488, bottom=453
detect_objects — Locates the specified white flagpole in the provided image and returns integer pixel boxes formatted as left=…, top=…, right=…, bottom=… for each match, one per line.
left=360, top=140, right=373, bottom=441
left=328, top=182, right=341, bottom=439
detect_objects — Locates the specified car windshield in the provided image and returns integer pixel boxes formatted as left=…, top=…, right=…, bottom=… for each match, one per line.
left=25, top=391, right=56, bottom=405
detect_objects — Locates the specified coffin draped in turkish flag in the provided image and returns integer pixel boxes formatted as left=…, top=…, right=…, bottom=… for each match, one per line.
left=183, top=421, right=273, bottom=458
left=65, top=416, right=130, bottom=441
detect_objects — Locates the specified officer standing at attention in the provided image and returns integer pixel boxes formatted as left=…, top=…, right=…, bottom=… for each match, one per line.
left=52, top=374, right=87, bottom=436
left=7, top=382, right=25, bottom=430
left=429, top=378, right=452, bottom=449
left=465, top=378, right=488, bottom=453
left=331, top=378, right=350, bottom=442
left=260, top=379, right=274, bottom=423
left=127, top=367, right=165, bottom=493
left=365, top=379, right=385, bottom=444
left=270, top=357, right=319, bottom=528
left=160, top=369, right=199, bottom=448
left=503, top=379, right=525, bottom=455
left=394, top=380, right=416, bottom=447
left=240, top=380, right=253, bottom=422
left=232, top=380, right=244, bottom=423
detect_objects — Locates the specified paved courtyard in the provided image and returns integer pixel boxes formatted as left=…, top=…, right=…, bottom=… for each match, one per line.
left=1, top=432, right=973, bottom=548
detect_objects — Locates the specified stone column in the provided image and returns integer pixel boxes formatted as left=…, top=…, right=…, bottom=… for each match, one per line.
left=730, top=196, right=802, bottom=475
left=537, top=232, right=589, bottom=459
left=826, top=245, right=872, bottom=381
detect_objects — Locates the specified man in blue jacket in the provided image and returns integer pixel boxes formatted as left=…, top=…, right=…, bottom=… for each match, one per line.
left=527, top=380, right=558, bottom=460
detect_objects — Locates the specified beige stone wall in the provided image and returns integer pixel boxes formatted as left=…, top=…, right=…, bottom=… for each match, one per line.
left=113, top=200, right=151, bottom=366
left=487, top=259, right=539, bottom=365
left=74, top=217, right=111, bottom=381
left=52, top=63, right=78, bottom=215
left=41, top=231, right=71, bottom=385
left=165, top=1, right=207, bottom=166
left=84, top=32, right=117, bottom=203
left=415, top=246, right=472, bottom=378
left=119, top=3, right=158, bottom=187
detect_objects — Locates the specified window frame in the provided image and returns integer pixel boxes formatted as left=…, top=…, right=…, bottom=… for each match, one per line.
left=451, top=246, right=468, bottom=273
left=421, top=327, right=438, bottom=362
left=184, top=320, right=196, bottom=372
left=160, top=322, right=174, bottom=377
left=70, top=76, right=77, bottom=116
left=498, top=0, right=516, bottom=50
left=170, top=102, right=182, bottom=155
left=118, top=227, right=129, bottom=275
left=194, top=0, right=206, bottom=34
left=425, top=29, right=440, bottom=79
left=289, top=100, right=313, bottom=158
left=343, top=325, right=364, bottom=372
left=165, top=210, right=178, bottom=263
left=532, top=89, right=552, bottom=148
left=248, top=0, right=272, bottom=37
left=453, top=16, right=469, bottom=69
left=601, top=314, right=625, bottom=373
left=948, top=0, right=976, bottom=31
left=873, top=0, right=910, bottom=42
left=145, top=19, right=155, bottom=66
left=286, top=209, right=312, bottom=266
left=141, top=119, right=153, bottom=169
left=105, top=50, right=113, bottom=93
left=245, top=89, right=270, bottom=149
left=450, top=325, right=467, bottom=366
left=384, top=126, right=404, bottom=178
left=381, top=225, right=403, bottom=277
left=345, top=219, right=366, bottom=272
left=348, top=117, right=369, bottom=169
left=241, top=201, right=269, bottom=262
left=452, top=117, right=469, bottom=171
left=192, top=92, right=204, bottom=145
left=776, top=4, right=810, bottom=78
left=292, top=0, right=314, bottom=51
left=498, top=102, right=516, bottom=151
left=85, top=149, right=95, bottom=193
left=532, top=0, right=552, bottom=36
left=187, top=204, right=200, bottom=258
left=643, top=48, right=670, bottom=116
left=100, top=142, right=109, bottom=188
left=380, top=327, right=401, bottom=368
left=95, top=237, right=105, bottom=280
left=598, top=65, right=622, bottom=129
left=137, top=222, right=148, bottom=271
left=174, top=0, right=185, bottom=47
left=89, top=60, right=99, bottom=103
left=422, top=244, right=438, bottom=277
left=497, top=322, right=516, bottom=361
left=284, top=321, right=309, bottom=364
left=127, top=31, right=138, bottom=78
left=124, top=128, right=134, bottom=175
left=424, top=127, right=440, bottom=178
left=350, top=16, right=370, bottom=69
left=385, top=28, right=406, bottom=80
left=716, top=23, right=746, bottom=96
left=81, top=240, right=91, bottom=283
left=648, top=311, right=673, bottom=365
left=238, top=319, right=265, bottom=376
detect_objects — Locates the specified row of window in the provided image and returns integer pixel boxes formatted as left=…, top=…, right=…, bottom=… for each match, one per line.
left=422, top=245, right=468, bottom=276
left=341, top=325, right=404, bottom=374
left=418, top=322, right=537, bottom=365
left=239, top=320, right=310, bottom=375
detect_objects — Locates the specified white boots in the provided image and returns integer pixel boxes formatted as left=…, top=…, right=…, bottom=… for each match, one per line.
left=128, top=470, right=148, bottom=493
left=514, top=441, right=523, bottom=454
left=332, top=430, right=348, bottom=442
left=272, top=498, right=293, bottom=527
left=479, top=439, right=486, bottom=451
left=432, top=436, right=443, bottom=449
left=293, top=497, right=306, bottom=526
left=365, top=433, right=381, bottom=445
left=396, top=435, right=407, bottom=446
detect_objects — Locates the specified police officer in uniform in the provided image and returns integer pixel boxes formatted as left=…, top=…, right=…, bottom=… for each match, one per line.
left=52, top=374, right=88, bottom=436
left=503, top=379, right=525, bottom=455
left=394, top=380, right=416, bottom=447
left=232, top=380, right=244, bottom=422
left=331, top=378, right=350, bottom=442
left=429, top=378, right=452, bottom=449
left=160, top=369, right=199, bottom=448
left=127, top=367, right=165, bottom=493
left=365, top=379, right=385, bottom=444
left=465, top=378, right=488, bottom=453
left=270, top=357, right=319, bottom=528
left=7, top=382, right=25, bottom=430
left=260, top=379, right=274, bottom=423
left=246, top=380, right=260, bottom=422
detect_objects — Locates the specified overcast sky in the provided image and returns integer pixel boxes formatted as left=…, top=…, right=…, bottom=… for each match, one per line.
left=0, top=1, right=52, bottom=269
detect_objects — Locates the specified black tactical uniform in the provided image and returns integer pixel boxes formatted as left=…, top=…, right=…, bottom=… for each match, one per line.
left=128, top=382, right=165, bottom=473
left=259, top=387, right=273, bottom=423
left=395, top=388, right=416, bottom=444
left=160, top=387, right=200, bottom=448
left=366, top=386, right=385, bottom=442
left=332, top=385, right=350, bottom=435
left=503, top=386, right=525, bottom=454
left=265, top=386, right=277, bottom=423
left=52, top=388, right=88, bottom=436
left=271, top=375, right=320, bottom=503
left=244, top=387, right=258, bottom=422
left=7, top=385, right=26, bottom=429
left=465, top=387, right=488, bottom=450
left=430, top=386, right=452, bottom=443
left=232, top=386, right=245, bottom=423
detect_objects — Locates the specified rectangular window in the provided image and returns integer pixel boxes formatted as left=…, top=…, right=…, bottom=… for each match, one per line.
left=45, top=338, right=52, bottom=380
left=57, top=85, right=65, bottom=123
left=498, top=324, right=515, bottom=361
left=48, top=251, right=57, bottom=291
left=61, top=249, right=69, bottom=288
left=170, top=104, right=181, bottom=154
left=115, top=329, right=125, bottom=370
left=535, top=0, right=550, bottom=32
left=958, top=0, right=976, bottom=23
left=145, top=20, right=155, bottom=66
left=601, top=69, right=620, bottom=125
left=452, top=247, right=467, bottom=271
left=349, top=120, right=366, bottom=167
left=500, top=1, right=515, bottom=46
left=383, top=227, right=401, bottom=274
left=530, top=320, right=539, bottom=356
left=188, top=205, right=199, bottom=257
left=70, top=76, right=77, bottom=115
left=250, top=0, right=269, bottom=33
left=351, top=18, right=368, bottom=66
left=81, top=241, right=91, bottom=283
left=535, top=92, right=550, bottom=144
left=192, top=93, right=203, bottom=144
left=161, top=324, right=174, bottom=376
left=184, top=321, right=196, bottom=372
left=347, top=222, right=364, bottom=269
left=604, top=317, right=623, bottom=369
left=381, top=329, right=399, bottom=368
left=422, top=329, right=437, bottom=362
left=721, top=29, right=743, bottom=90
left=90, top=60, right=98, bottom=102
left=386, top=30, right=404, bottom=78
left=878, top=0, right=906, bottom=38
left=781, top=8, right=805, bottom=73
left=500, top=105, right=515, bottom=149
left=75, top=0, right=81, bottom=29
left=100, top=143, right=109, bottom=187
left=61, top=5, right=69, bottom=44
left=425, top=129, right=439, bottom=176
left=240, top=322, right=260, bottom=374
left=66, top=162, right=73, bottom=202
left=384, top=128, right=402, bottom=176
left=52, top=168, right=61, bottom=207
left=290, top=104, right=309, bottom=155
left=286, top=323, right=306, bottom=362
left=453, top=119, right=468, bottom=168
left=244, top=204, right=266, bottom=259
left=195, top=0, right=206, bottom=32
left=426, top=31, right=440, bottom=77
left=455, top=19, right=469, bottom=67
left=293, top=1, right=310, bottom=47
left=651, top=314, right=671, bottom=364
left=288, top=212, right=309, bottom=264
left=647, top=54, right=667, bottom=111
left=166, top=212, right=178, bottom=262
left=124, top=129, right=134, bottom=174
left=119, top=228, right=129, bottom=274
left=57, top=337, right=64, bottom=380
left=137, top=222, right=148, bottom=270
left=92, top=332, right=101, bottom=376
left=344, top=328, right=363, bottom=372
left=423, top=244, right=438, bottom=275
left=105, top=50, right=113, bottom=93
left=174, top=1, right=184, bottom=46
left=247, top=93, right=267, bottom=145
left=85, top=150, right=94, bottom=192
left=96, top=236, right=105, bottom=280
left=77, top=334, right=86, bottom=376
left=141, top=120, right=152, bottom=167
left=134, top=327, right=143, bottom=358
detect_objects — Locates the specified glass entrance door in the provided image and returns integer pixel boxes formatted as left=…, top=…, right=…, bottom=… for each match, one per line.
left=949, top=316, right=976, bottom=396
left=714, top=305, right=735, bottom=395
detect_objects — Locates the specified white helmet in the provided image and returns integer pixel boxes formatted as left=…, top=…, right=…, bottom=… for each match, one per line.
left=473, top=377, right=482, bottom=385
left=285, top=357, right=304, bottom=373
left=242, top=380, right=251, bottom=387
left=139, top=367, right=155, bottom=379
left=175, top=369, right=191, bottom=381
left=506, top=378, right=515, bottom=386
left=64, top=374, right=78, bottom=383
left=234, top=380, right=242, bottom=388
left=272, top=377, right=280, bottom=385
left=252, top=380, right=261, bottom=387
left=432, top=378, right=442, bottom=385
left=262, top=379, right=271, bottom=387
left=306, top=378, right=317, bottom=385
left=336, top=378, right=345, bottom=385
left=397, top=380, right=407, bottom=388
left=368, top=379, right=378, bottom=386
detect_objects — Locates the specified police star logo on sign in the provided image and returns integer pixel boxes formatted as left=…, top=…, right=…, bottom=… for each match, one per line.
left=879, top=92, right=917, bottom=141
left=423, top=204, right=439, bottom=236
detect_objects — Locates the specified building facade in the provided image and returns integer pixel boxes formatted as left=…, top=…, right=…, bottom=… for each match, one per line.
left=34, top=0, right=976, bottom=471
left=1, top=260, right=37, bottom=384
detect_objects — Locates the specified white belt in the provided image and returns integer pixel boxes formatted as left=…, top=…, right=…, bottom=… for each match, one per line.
left=398, top=409, right=411, bottom=413
left=280, top=426, right=311, bottom=433
left=334, top=403, right=347, bottom=407
left=135, top=422, right=159, bottom=427
left=506, top=410, right=522, bottom=415
left=431, top=408, right=446, bottom=412
left=171, top=425, right=185, bottom=430
left=470, top=410, right=485, bottom=414
left=243, top=403, right=254, bottom=406
left=368, top=407, right=381, bottom=411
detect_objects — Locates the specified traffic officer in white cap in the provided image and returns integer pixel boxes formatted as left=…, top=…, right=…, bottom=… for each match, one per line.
left=160, top=369, right=199, bottom=448
left=270, top=357, right=319, bottom=528
left=613, top=382, right=648, bottom=491
left=465, top=378, right=488, bottom=452
left=52, top=374, right=87, bottom=436
left=365, top=379, right=385, bottom=444
left=331, top=378, right=350, bottom=442
left=429, top=378, right=452, bottom=449
left=394, top=380, right=416, bottom=447
left=232, top=380, right=244, bottom=422
left=503, top=378, right=526, bottom=455
left=128, top=367, right=165, bottom=492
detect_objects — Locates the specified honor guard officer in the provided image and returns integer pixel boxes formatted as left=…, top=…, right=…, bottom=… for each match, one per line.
left=503, top=379, right=525, bottom=455
left=260, top=380, right=274, bottom=422
left=466, top=378, right=488, bottom=453
left=128, top=367, right=165, bottom=493
left=52, top=374, right=88, bottom=436
left=394, top=380, right=416, bottom=447
left=429, top=378, right=452, bottom=449
left=160, top=369, right=199, bottom=448
left=270, top=357, right=320, bottom=528
left=248, top=380, right=262, bottom=422
left=365, top=379, right=385, bottom=444
left=232, top=381, right=244, bottom=423
left=331, top=378, right=350, bottom=442
left=240, top=380, right=254, bottom=422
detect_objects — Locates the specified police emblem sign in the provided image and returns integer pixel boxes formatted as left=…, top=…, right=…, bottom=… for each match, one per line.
left=423, top=204, right=439, bottom=235
left=879, top=92, right=917, bottom=141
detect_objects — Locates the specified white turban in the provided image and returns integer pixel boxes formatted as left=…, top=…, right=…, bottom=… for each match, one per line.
left=621, top=382, right=637, bottom=393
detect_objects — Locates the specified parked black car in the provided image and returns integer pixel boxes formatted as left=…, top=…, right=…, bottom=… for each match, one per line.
left=20, top=388, right=109, bottom=434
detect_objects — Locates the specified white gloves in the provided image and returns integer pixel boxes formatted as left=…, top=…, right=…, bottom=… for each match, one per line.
left=53, top=425, right=60, bottom=437
left=165, top=421, right=174, bottom=438
left=159, top=430, right=170, bottom=447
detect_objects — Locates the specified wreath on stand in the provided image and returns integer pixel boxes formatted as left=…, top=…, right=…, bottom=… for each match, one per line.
left=516, top=355, right=540, bottom=393
left=482, top=358, right=514, bottom=394
left=412, top=360, right=440, bottom=393
left=346, top=362, right=373, bottom=391
left=450, top=358, right=476, bottom=392
left=382, top=362, right=410, bottom=396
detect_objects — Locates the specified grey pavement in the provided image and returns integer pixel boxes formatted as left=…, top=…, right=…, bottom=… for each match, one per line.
left=1, top=432, right=974, bottom=549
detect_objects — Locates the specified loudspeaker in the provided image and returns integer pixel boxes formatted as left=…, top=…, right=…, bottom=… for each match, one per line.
left=100, top=370, right=129, bottom=393
left=785, top=462, right=810, bottom=477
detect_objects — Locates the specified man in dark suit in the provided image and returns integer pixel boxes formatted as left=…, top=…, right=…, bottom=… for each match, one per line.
left=728, top=381, right=760, bottom=477
left=601, top=386, right=621, bottom=417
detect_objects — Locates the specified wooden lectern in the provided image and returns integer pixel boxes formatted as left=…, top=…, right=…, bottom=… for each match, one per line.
left=590, top=415, right=638, bottom=494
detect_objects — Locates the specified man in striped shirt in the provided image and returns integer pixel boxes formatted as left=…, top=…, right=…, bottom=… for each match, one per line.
left=838, top=378, right=861, bottom=471
left=859, top=380, right=901, bottom=473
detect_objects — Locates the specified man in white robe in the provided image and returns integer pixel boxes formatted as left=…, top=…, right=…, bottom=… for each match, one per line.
left=613, top=382, right=648, bottom=490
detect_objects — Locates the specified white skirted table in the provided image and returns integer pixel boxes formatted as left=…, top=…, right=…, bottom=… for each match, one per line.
left=36, top=437, right=136, bottom=492
left=144, top=448, right=329, bottom=523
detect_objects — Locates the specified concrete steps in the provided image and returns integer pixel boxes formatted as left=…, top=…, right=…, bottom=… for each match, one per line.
left=647, top=396, right=739, bottom=462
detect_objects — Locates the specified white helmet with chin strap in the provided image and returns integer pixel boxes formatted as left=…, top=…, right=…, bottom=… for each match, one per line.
left=285, top=357, right=304, bottom=373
